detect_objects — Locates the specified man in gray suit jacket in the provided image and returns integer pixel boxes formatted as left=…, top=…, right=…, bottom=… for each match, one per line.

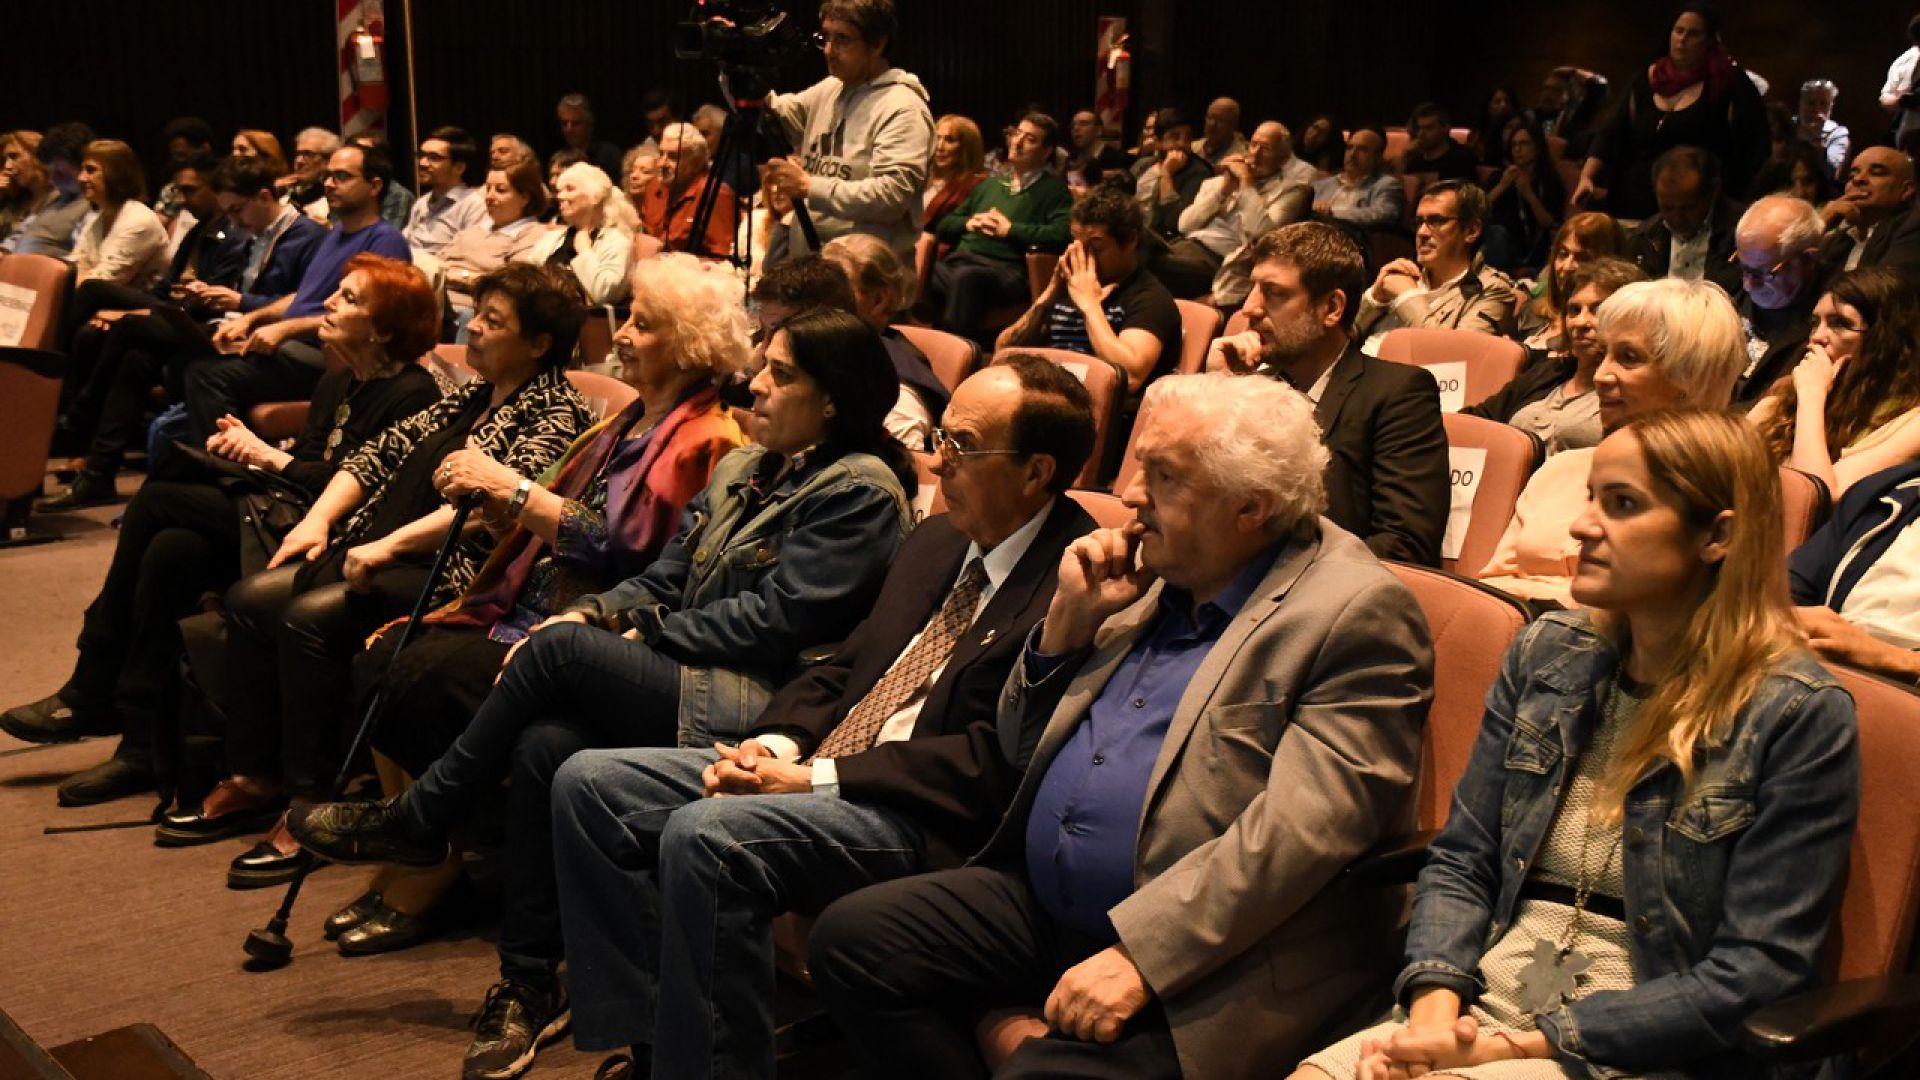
left=809, top=371, right=1435, bottom=1080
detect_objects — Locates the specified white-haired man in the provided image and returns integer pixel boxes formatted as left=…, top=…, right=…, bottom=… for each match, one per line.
left=808, top=371, right=1434, bottom=1080
left=276, top=127, right=342, bottom=218
left=1160, top=121, right=1317, bottom=306
left=639, top=121, right=736, bottom=260
left=1732, top=194, right=1828, bottom=401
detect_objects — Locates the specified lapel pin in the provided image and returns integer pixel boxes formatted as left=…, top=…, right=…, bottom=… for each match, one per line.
left=980, top=629, right=997, bottom=646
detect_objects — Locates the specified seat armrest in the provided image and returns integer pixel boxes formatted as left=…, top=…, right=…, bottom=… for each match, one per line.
left=1346, top=830, right=1440, bottom=887
left=1742, top=974, right=1920, bottom=1063
left=0, top=345, right=66, bottom=379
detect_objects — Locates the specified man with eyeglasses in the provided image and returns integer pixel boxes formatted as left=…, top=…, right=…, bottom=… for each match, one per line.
left=1354, top=178, right=1517, bottom=348
left=530, top=356, right=1095, bottom=1079
left=404, top=126, right=488, bottom=256
left=1730, top=194, right=1829, bottom=402
left=763, top=0, right=933, bottom=266
left=276, top=127, right=342, bottom=220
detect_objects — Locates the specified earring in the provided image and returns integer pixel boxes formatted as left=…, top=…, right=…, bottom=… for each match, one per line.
left=823, top=404, right=837, bottom=418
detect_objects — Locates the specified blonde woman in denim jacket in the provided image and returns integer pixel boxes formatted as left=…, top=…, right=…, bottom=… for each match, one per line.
left=1293, top=408, right=1858, bottom=1080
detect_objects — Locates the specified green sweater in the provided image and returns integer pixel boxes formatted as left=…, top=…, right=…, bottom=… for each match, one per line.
left=933, top=171, right=1072, bottom=263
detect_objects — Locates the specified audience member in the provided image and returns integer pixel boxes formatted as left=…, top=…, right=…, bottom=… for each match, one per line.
left=1400, top=102, right=1479, bottom=183
left=440, top=161, right=548, bottom=329
left=1165, top=121, right=1315, bottom=304
left=231, top=129, right=288, bottom=176
left=404, top=126, right=487, bottom=256
left=177, top=264, right=592, bottom=884
left=1477, top=277, right=1746, bottom=605
left=1127, top=109, right=1160, bottom=179
left=1474, top=86, right=1524, bottom=166
left=1517, top=211, right=1628, bottom=347
left=823, top=232, right=948, bottom=449
left=689, top=101, right=757, bottom=198
left=3, top=122, right=94, bottom=258
left=1728, top=195, right=1827, bottom=402
left=555, top=93, right=624, bottom=180
left=1485, top=119, right=1566, bottom=270
left=1626, top=145, right=1743, bottom=294
left=811, top=370, right=1434, bottom=1080
left=1066, top=109, right=1130, bottom=189
left=349, top=133, right=417, bottom=228
left=1210, top=222, right=1449, bottom=564
left=1750, top=267, right=1920, bottom=496
left=548, top=357, right=1097, bottom=1080
left=197, top=155, right=329, bottom=317
left=982, top=103, right=1070, bottom=181
left=638, top=122, right=735, bottom=260
left=0, top=256, right=441, bottom=800
left=619, top=142, right=660, bottom=208
left=522, top=162, right=636, bottom=306
left=1576, top=5, right=1769, bottom=217
left=0, top=131, right=42, bottom=241
left=318, top=254, right=749, bottom=959
left=1533, top=65, right=1610, bottom=157
left=490, top=133, right=538, bottom=172
left=1296, top=113, right=1345, bottom=175
left=928, top=113, right=1071, bottom=348
left=746, top=255, right=859, bottom=371
left=1796, top=78, right=1850, bottom=176
left=766, top=0, right=933, bottom=262
left=1880, top=14, right=1920, bottom=151
left=69, top=139, right=169, bottom=289
left=638, top=88, right=682, bottom=146
left=1295, top=406, right=1858, bottom=1080
left=189, top=142, right=411, bottom=440
left=275, top=128, right=339, bottom=215
left=1133, top=107, right=1213, bottom=241
left=1750, top=138, right=1838, bottom=206
left=1821, top=146, right=1920, bottom=272
left=1310, top=125, right=1403, bottom=231
left=1791, top=455, right=1920, bottom=680
left=545, top=149, right=586, bottom=212
left=922, top=114, right=988, bottom=235
left=1466, top=257, right=1648, bottom=455
left=150, top=116, right=216, bottom=229
left=1198, top=96, right=1249, bottom=168
left=996, top=186, right=1181, bottom=395
left=1355, top=180, right=1519, bottom=344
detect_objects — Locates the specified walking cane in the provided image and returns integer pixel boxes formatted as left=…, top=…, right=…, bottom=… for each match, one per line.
left=243, top=493, right=481, bottom=970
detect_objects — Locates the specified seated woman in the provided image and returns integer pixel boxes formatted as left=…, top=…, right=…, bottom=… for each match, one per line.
left=71, top=139, right=169, bottom=290
left=620, top=143, right=660, bottom=207
left=229, top=129, right=288, bottom=176
left=823, top=232, right=949, bottom=450
left=287, top=307, right=914, bottom=1063
left=1292, top=407, right=1858, bottom=1080
left=517, top=161, right=636, bottom=307
left=1484, top=120, right=1565, bottom=272
left=1514, top=212, right=1625, bottom=351
left=322, top=254, right=749, bottom=954
left=1464, top=257, right=1646, bottom=455
left=0, top=256, right=443, bottom=803
left=440, top=160, right=550, bottom=334
left=159, top=264, right=593, bottom=888
left=1749, top=268, right=1920, bottom=499
left=1476, top=278, right=1747, bottom=607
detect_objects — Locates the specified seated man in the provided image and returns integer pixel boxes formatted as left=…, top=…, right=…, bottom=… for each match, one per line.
left=183, top=142, right=409, bottom=440
left=1353, top=179, right=1518, bottom=347
left=1796, top=78, right=1851, bottom=178
left=556, top=92, right=626, bottom=181
left=404, top=126, right=488, bottom=256
left=928, top=113, right=1072, bottom=348
left=1066, top=109, right=1131, bottom=189
left=1627, top=145, right=1744, bottom=293
left=995, top=186, right=1182, bottom=395
left=639, top=122, right=737, bottom=260
left=1132, top=108, right=1213, bottom=242
left=1730, top=195, right=1828, bottom=402
left=277, top=127, right=342, bottom=220
left=1198, top=97, right=1249, bottom=169
left=200, top=156, right=331, bottom=318
left=1167, top=120, right=1316, bottom=306
left=1310, top=126, right=1404, bottom=233
left=1398, top=102, right=1479, bottom=183
left=808, top=370, right=1434, bottom=1080
left=1792, top=459, right=1920, bottom=682
left=3, top=122, right=94, bottom=258
left=1820, top=145, right=1920, bottom=272
left=1210, top=222, right=1449, bottom=565
left=542, top=357, right=1098, bottom=1080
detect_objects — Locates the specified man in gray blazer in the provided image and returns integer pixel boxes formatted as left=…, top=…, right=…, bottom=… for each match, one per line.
left=809, top=371, right=1435, bottom=1079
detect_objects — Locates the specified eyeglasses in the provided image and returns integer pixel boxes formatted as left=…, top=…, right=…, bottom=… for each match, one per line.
left=325, top=169, right=365, bottom=184
left=811, top=30, right=860, bottom=50
left=1413, top=214, right=1460, bottom=230
left=1730, top=251, right=1800, bottom=282
left=418, top=150, right=450, bottom=162
left=930, top=427, right=1025, bottom=466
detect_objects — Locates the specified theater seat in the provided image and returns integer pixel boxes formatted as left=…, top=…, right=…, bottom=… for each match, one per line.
left=993, top=347, right=1123, bottom=489
left=565, top=369, right=639, bottom=420
left=578, top=306, right=619, bottom=367
left=1438, top=413, right=1540, bottom=575
left=1066, top=489, right=1131, bottom=530
left=246, top=401, right=311, bottom=444
left=0, top=254, right=75, bottom=544
left=1375, top=327, right=1527, bottom=412
left=1778, top=466, right=1831, bottom=554
left=897, top=323, right=979, bottom=393
left=1173, top=299, right=1221, bottom=374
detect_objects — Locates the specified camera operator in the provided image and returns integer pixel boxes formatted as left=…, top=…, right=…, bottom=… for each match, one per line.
left=762, top=0, right=932, bottom=265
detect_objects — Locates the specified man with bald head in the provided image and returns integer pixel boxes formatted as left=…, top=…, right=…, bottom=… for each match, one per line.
left=1732, top=194, right=1830, bottom=402
left=1822, top=145, right=1920, bottom=272
left=1165, top=121, right=1318, bottom=305
left=1200, top=97, right=1249, bottom=168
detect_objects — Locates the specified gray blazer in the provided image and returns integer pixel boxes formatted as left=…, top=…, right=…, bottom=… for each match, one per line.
left=985, top=520, right=1434, bottom=1079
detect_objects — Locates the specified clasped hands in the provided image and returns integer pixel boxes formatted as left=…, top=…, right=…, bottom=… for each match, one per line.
left=1356, top=1014, right=1534, bottom=1078
left=1372, top=258, right=1424, bottom=303
left=966, top=206, right=1014, bottom=238
left=702, top=737, right=811, bottom=796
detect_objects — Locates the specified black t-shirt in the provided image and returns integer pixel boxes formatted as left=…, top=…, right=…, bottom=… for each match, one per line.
left=1043, top=264, right=1184, bottom=383
left=1404, top=141, right=1481, bottom=184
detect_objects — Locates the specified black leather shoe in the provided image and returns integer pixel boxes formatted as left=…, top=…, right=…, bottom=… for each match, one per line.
left=336, top=899, right=446, bottom=956
left=286, top=796, right=449, bottom=868
left=226, top=842, right=322, bottom=890
left=463, top=979, right=570, bottom=1080
left=155, top=782, right=286, bottom=847
left=1, top=692, right=118, bottom=744
left=38, top=470, right=118, bottom=512
left=56, top=757, right=156, bottom=806
left=324, top=890, right=384, bottom=940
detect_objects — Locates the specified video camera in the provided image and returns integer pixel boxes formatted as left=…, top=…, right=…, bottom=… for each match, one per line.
left=674, top=0, right=809, bottom=98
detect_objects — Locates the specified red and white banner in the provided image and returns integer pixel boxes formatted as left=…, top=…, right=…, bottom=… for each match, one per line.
left=337, top=0, right=388, bottom=140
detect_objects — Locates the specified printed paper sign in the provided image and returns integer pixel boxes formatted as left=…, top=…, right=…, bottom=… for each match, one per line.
left=911, top=478, right=941, bottom=524
left=1442, top=445, right=1489, bottom=562
left=1425, top=360, right=1467, bottom=413
left=0, top=282, right=36, bottom=348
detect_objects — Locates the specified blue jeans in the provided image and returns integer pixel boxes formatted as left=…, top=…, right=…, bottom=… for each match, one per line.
left=552, top=746, right=925, bottom=1079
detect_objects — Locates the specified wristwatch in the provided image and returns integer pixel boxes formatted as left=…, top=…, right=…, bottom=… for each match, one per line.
left=506, top=477, right=533, bottom=520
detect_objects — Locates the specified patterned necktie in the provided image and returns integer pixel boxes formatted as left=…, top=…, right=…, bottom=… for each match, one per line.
left=812, top=559, right=990, bottom=760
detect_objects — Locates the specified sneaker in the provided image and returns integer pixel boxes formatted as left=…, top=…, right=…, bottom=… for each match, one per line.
left=285, top=795, right=449, bottom=867
left=463, top=979, right=570, bottom=1080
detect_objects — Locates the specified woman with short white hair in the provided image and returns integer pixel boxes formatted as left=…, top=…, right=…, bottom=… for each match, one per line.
left=518, top=161, right=637, bottom=305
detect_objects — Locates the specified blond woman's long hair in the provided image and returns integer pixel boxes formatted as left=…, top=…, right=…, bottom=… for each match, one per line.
left=1590, top=408, right=1805, bottom=819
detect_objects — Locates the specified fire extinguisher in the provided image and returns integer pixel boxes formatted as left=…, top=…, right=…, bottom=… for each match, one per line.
left=347, top=21, right=389, bottom=112
left=1095, top=19, right=1130, bottom=143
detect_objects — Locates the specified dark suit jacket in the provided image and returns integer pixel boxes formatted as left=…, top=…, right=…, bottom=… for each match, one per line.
left=157, top=215, right=248, bottom=297
left=1859, top=203, right=1920, bottom=272
left=1732, top=290, right=1816, bottom=403
left=750, top=497, right=1094, bottom=866
left=1628, top=196, right=1744, bottom=295
left=240, top=213, right=328, bottom=313
left=1307, top=345, right=1450, bottom=566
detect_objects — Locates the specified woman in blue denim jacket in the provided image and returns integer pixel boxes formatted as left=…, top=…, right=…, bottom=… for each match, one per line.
left=1293, top=408, right=1859, bottom=1080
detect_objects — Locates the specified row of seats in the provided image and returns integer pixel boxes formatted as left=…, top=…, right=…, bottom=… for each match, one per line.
left=0, top=252, right=73, bottom=544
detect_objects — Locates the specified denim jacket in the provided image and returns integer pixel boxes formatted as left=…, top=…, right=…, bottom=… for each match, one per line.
left=1397, top=611, right=1859, bottom=1078
left=568, top=445, right=910, bottom=744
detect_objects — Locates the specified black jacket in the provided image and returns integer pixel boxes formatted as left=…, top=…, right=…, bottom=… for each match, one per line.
left=1859, top=203, right=1920, bottom=273
left=1627, top=196, right=1745, bottom=296
left=750, top=497, right=1094, bottom=865
left=1462, top=348, right=1572, bottom=425
left=1309, top=345, right=1451, bottom=567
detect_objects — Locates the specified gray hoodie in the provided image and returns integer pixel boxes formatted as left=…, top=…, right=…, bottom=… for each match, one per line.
left=770, top=67, right=933, bottom=263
